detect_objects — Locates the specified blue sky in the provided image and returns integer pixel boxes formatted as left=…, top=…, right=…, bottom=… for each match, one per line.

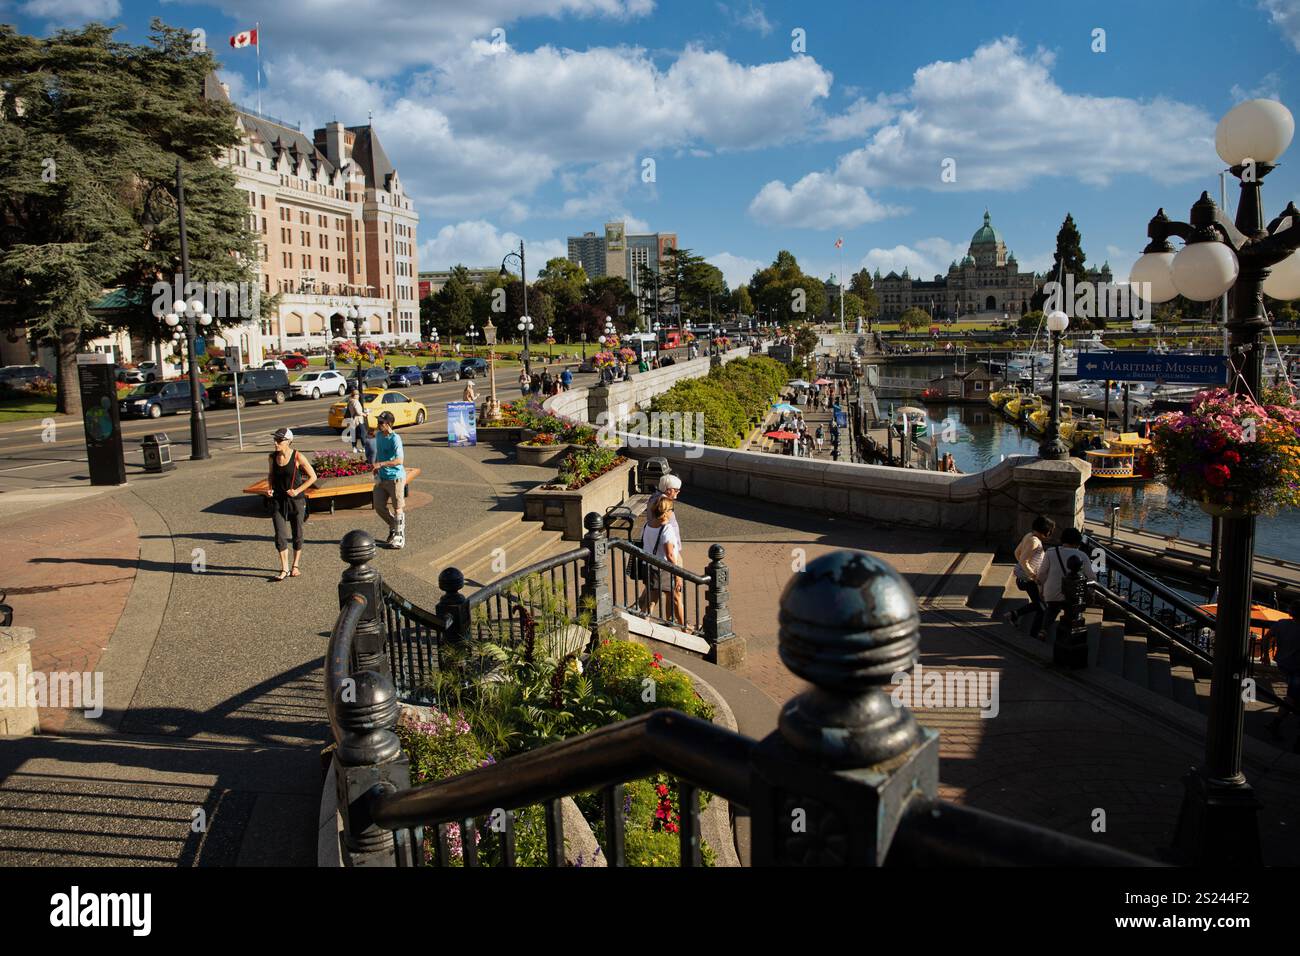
left=6, top=0, right=1300, bottom=288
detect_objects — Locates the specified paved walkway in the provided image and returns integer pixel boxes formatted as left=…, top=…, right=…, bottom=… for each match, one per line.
left=672, top=489, right=1300, bottom=864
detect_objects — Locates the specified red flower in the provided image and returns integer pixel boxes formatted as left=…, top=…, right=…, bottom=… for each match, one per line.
left=655, top=784, right=669, bottom=797
left=1220, top=449, right=1241, bottom=465
left=1203, top=463, right=1231, bottom=487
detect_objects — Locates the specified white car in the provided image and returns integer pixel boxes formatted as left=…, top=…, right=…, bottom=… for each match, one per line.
left=291, top=369, right=349, bottom=399
left=261, top=360, right=289, bottom=372
left=136, top=360, right=179, bottom=382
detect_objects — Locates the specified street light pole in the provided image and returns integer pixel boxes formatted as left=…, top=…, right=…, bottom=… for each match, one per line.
left=1038, top=310, right=1070, bottom=460
left=1130, top=99, right=1300, bottom=865
left=175, top=160, right=210, bottom=461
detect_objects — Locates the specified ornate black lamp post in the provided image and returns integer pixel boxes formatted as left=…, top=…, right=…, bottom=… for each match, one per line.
left=500, top=241, right=528, bottom=373
left=163, top=160, right=211, bottom=461
left=344, top=297, right=366, bottom=391
left=1130, top=98, right=1300, bottom=865
left=1038, top=309, right=1071, bottom=460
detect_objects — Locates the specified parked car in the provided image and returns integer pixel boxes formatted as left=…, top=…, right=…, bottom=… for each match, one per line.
left=208, top=368, right=291, bottom=407
left=261, top=359, right=289, bottom=372
left=119, top=380, right=211, bottom=418
left=359, top=366, right=389, bottom=389
left=136, top=360, right=179, bottom=382
left=290, top=369, right=349, bottom=400
left=422, top=360, right=462, bottom=384
left=458, top=357, right=489, bottom=379
left=327, top=388, right=427, bottom=431
left=388, top=365, right=423, bottom=388
left=0, top=365, right=53, bottom=389
left=279, top=352, right=310, bottom=370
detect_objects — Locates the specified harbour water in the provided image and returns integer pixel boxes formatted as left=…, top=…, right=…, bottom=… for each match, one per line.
left=917, top=402, right=1300, bottom=565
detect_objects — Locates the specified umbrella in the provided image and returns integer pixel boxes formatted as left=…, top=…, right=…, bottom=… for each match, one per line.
left=788, top=379, right=810, bottom=388
left=814, top=378, right=831, bottom=385
left=771, top=402, right=800, bottom=412
left=1199, top=604, right=1290, bottom=623
left=765, top=430, right=798, bottom=440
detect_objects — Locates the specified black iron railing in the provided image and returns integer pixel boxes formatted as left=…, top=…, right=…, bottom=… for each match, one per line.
left=1082, top=533, right=1216, bottom=666
left=326, top=542, right=1158, bottom=867
left=608, top=537, right=710, bottom=635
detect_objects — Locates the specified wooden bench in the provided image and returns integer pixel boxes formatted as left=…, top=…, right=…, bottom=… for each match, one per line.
left=243, top=467, right=421, bottom=515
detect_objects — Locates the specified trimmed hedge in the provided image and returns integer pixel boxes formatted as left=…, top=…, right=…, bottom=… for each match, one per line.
left=646, top=356, right=789, bottom=449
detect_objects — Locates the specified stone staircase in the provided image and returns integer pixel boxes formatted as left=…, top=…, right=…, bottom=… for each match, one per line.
left=959, top=559, right=1288, bottom=738
left=432, top=511, right=573, bottom=592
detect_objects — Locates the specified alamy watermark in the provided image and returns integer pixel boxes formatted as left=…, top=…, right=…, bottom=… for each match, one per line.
left=890, top=663, right=1000, bottom=719
left=595, top=404, right=706, bottom=458
left=0, top=665, right=103, bottom=718
left=151, top=275, right=260, bottom=320
left=1042, top=276, right=1152, bottom=322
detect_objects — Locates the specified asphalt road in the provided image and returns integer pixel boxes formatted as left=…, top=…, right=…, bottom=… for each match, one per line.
left=0, top=368, right=578, bottom=489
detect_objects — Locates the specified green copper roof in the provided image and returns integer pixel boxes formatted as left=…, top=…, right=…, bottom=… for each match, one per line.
left=970, top=210, right=1003, bottom=247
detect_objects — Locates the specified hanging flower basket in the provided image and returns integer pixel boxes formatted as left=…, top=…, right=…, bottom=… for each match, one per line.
left=1150, top=387, right=1300, bottom=517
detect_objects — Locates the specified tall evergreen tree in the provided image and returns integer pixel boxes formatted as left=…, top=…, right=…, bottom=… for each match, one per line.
left=1031, top=213, right=1088, bottom=316
left=848, top=268, right=880, bottom=323
left=0, top=20, right=262, bottom=414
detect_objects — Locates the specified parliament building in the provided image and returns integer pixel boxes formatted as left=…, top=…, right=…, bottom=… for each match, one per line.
left=875, top=211, right=1111, bottom=321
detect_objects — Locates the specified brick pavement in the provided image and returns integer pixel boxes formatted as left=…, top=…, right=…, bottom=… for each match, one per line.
left=2, top=495, right=139, bottom=732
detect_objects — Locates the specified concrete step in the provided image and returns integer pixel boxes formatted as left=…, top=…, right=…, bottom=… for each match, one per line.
left=1097, top=621, right=1126, bottom=676
left=1169, top=660, right=1202, bottom=712
left=461, top=521, right=570, bottom=589
left=924, top=551, right=995, bottom=610
left=969, top=561, right=1016, bottom=615
left=1122, top=628, right=1150, bottom=686
left=1145, top=639, right=1174, bottom=699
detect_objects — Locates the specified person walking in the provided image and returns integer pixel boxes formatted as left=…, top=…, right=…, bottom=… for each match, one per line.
left=540, top=369, right=552, bottom=396
left=372, top=411, right=407, bottom=549
left=265, top=428, right=316, bottom=581
left=561, top=366, right=573, bottom=392
left=345, top=385, right=375, bottom=465
left=518, top=367, right=531, bottom=397
left=815, top=425, right=824, bottom=452
left=1003, top=515, right=1054, bottom=638
left=639, top=496, right=685, bottom=627
left=1038, top=526, right=1097, bottom=643
left=462, top=378, right=477, bottom=404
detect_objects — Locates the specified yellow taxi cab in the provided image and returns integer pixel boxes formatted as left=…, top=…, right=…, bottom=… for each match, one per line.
left=328, top=388, right=427, bottom=432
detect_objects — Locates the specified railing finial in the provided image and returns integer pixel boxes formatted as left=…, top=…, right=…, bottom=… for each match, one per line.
left=339, top=529, right=387, bottom=678
left=776, top=550, right=924, bottom=766
left=436, top=567, right=470, bottom=647
left=582, top=511, right=614, bottom=626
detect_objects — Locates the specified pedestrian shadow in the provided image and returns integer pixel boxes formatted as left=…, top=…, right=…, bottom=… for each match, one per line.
left=29, top=555, right=270, bottom=578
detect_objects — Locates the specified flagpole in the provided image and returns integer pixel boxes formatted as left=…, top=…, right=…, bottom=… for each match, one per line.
left=255, top=22, right=262, bottom=116
left=839, top=242, right=845, bottom=333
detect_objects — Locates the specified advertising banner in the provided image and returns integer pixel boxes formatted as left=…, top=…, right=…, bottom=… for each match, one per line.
left=447, top=401, right=477, bottom=447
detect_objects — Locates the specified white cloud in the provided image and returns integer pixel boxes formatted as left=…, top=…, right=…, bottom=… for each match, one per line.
left=1231, top=71, right=1282, bottom=102
left=748, top=172, right=905, bottom=229
left=707, top=252, right=765, bottom=289
left=717, top=2, right=773, bottom=36
left=418, top=220, right=566, bottom=277
left=19, top=0, right=118, bottom=22
left=1260, top=0, right=1300, bottom=53
left=752, top=36, right=1218, bottom=219
left=859, top=238, right=966, bottom=280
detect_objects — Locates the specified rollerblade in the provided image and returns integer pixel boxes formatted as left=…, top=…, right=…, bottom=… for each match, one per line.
left=390, top=512, right=406, bottom=550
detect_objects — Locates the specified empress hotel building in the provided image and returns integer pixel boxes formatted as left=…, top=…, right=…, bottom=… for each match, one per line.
left=205, top=75, right=420, bottom=360
left=874, top=211, right=1111, bottom=321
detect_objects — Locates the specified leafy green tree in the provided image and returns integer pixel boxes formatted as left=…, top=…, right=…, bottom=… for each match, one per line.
left=897, top=307, right=930, bottom=332
left=750, top=251, right=827, bottom=326
left=732, top=283, right=754, bottom=316
left=426, top=264, right=477, bottom=337
left=584, top=274, right=638, bottom=335
left=848, top=268, right=880, bottom=323
left=535, top=257, right=587, bottom=327
left=0, top=20, right=262, bottom=415
left=1018, top=309, right=1044, bottom=331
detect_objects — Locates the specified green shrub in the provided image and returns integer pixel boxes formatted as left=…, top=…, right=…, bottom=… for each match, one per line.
left=646, top=355, right=788, bottom=448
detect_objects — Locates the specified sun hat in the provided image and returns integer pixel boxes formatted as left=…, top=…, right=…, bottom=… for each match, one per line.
left=272, top=428, right=293, bottom=443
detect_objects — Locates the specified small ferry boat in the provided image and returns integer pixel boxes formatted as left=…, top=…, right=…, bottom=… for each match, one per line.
left=988, top=384, right=1022, bottom=410
left=1027, top=403, right=1076, bottom=438
left=1084, top=433, right=1158, bottom=484
left=1069, top=415, right=1106, bottom=452
left=892, top=406, right=929, bottom=438
left=1003, top=393, right=1043, bottom=424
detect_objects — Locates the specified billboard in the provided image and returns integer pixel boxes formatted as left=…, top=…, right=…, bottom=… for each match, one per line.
left=447, top=401, right=477, bottom=446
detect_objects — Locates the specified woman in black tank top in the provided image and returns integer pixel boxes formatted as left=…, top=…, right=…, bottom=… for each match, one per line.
left=266, top=430, right=316, bottom=580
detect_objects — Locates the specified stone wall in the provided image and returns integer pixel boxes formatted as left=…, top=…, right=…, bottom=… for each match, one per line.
left=617, top=443, right=1088, bottom=552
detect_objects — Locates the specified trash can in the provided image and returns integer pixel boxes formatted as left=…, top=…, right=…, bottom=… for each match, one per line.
left=141, top=433, right=174, bottom=473
left=640, top=456, right=671, bottom=495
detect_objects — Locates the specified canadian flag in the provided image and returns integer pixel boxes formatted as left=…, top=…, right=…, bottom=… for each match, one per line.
left=834, top=237, right=843, bottom=249
left=229, top=29, right=258, bottom=49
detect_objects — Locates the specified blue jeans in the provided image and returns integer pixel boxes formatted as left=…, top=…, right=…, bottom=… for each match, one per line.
left=354, top=423, right=376, bottom=465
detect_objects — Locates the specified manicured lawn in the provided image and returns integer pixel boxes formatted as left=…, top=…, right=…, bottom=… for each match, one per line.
left=0, top=394, right=57, bottom=423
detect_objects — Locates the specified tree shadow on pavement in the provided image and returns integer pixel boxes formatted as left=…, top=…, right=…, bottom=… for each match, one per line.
left=29, top=555, right=270, bottom=578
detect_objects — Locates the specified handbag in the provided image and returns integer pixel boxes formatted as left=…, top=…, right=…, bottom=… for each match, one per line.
left=626, top=523, right=667, bottom=587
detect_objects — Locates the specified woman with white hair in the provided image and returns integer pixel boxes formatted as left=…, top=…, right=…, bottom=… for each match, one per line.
left=647, top=473, right=682, bottom=535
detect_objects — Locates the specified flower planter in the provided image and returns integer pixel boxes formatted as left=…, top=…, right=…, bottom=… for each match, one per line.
left=517, top=441, right=572, bottom=467
left=476, top=424, right=531, bottom=444
left=523, top=459, right=636, bottom=540
left=311, top=472, right=373, bottom=489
